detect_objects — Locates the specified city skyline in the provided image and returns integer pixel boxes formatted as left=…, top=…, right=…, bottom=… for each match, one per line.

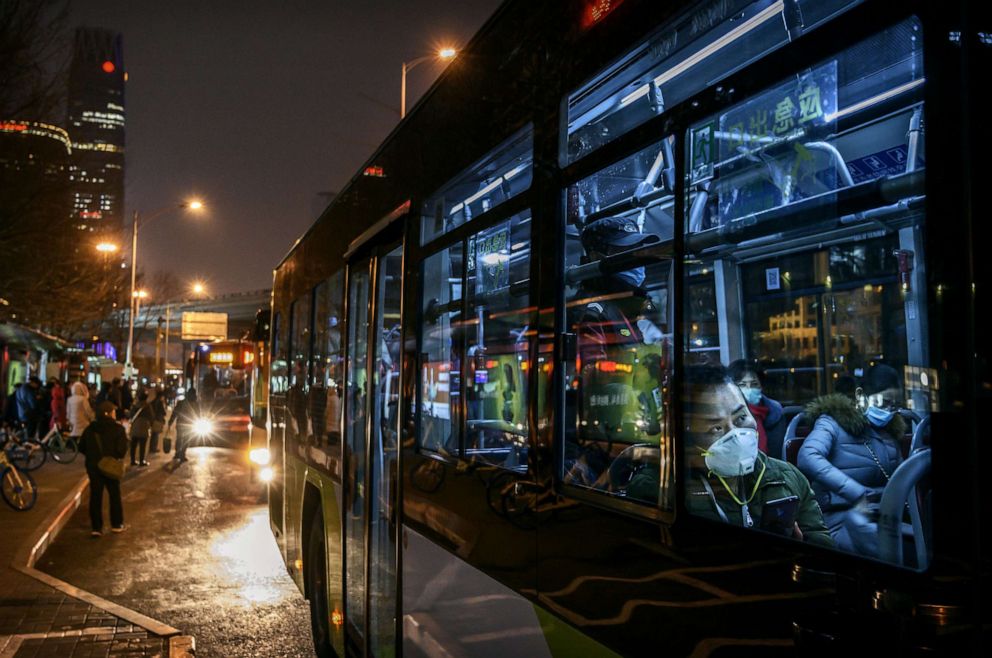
left=68, top=0, right=501, bottom=295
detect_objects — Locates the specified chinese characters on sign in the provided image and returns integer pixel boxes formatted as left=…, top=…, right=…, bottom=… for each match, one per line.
left=470, top=225, right=511, bottom=294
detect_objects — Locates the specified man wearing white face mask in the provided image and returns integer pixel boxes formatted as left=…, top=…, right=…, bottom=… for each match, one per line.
left=684, top=365, right=833, bottom=547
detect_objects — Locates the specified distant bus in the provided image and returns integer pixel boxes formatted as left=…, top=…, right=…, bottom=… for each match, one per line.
left=268, top=1, right=988, bottom=656
left=192, top=339, right=254, bottom=440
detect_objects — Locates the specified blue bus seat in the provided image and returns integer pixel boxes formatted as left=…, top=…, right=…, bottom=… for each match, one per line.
left=878, top=447, right=931, bottom=569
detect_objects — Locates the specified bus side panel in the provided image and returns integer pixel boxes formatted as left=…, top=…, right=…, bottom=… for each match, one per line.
left=285, top=450, right=308, bottom=591
left=318, top=469, right=345, bottom=658
left=401, top=525, right=618, bottom=657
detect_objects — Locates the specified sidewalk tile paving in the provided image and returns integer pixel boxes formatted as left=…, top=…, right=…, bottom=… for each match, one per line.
left=1, top=453, right=171, bottom=657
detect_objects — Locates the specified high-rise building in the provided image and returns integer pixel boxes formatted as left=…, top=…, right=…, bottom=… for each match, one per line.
left=66, top=28, right=125, bottom=234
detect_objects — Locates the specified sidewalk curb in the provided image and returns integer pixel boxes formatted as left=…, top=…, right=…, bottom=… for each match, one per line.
left=9, top=465, right=195, bottom=656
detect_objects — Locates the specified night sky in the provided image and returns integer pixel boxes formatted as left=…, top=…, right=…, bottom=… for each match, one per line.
left=69, top=0, right=501, bottom=294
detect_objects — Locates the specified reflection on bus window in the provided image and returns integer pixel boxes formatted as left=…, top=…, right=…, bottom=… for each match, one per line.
left=288, top=296, right=312, bottom=443
left=465, top=213, right=533, bottom=472
left=682, top=19, right=932, bottom=569
left=420, top=243, right=463, bottom=457
left=564, top=0, right=862, bottom=164
left=311, top=272, right=345, bottom=446
left=562, top=140, right=675, bottom=508
left=270, top=312, right=288, bottom=396
left=421, top=125, right=533, bottom=245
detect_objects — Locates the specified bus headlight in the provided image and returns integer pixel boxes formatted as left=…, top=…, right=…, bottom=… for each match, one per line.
left=259, top=466, right=275, bottom=482
left=249, top=448, right=271, bottom=465
left=193, top=418, right=214, bottom=436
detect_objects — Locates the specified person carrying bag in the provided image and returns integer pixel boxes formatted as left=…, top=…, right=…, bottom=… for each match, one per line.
left=79, top=401, right=129, bottom=536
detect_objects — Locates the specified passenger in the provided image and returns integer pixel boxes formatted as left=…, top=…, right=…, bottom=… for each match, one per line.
left=66, top=381, right=95, bottom=441
left=727, top=359, right=784, bottom=457
left=797, top=364, right=905, bottom=556
left=684, top=364, right=833, bottom=546
left=79, top=401, right=129, bottom=536
left=147, top=387, right=167, bottom=454
left=167, top=387, right=200, bottom=462
left=50, top=379, right=67, bottom=431
left=128, top=390, right=152, bottom=466
left=575, top=216, right=663, bottom=365
left=15, top=376, right=42, bottom=439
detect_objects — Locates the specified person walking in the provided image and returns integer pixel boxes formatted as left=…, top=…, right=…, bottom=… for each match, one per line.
left=128, top=391, right=152, bottom=466
left=166, top=387, right=200, bottom=462
left=79, top=402, right=129, bottom=537
left=50, top=379, right=67, bottom=431
left=147, top=387, right=167, bottom=454
left=66, top=382, right=95, bottom=441
left=15, top=376, right=42, bottom=438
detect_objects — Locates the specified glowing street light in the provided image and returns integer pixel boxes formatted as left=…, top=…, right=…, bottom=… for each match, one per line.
left=401, top=46, right=458, bottom=119
left=96, top=242, right=119, bottom=253
left=192, top=281, right=206, bottom=296
left=125, top=200, right=205, bottom=379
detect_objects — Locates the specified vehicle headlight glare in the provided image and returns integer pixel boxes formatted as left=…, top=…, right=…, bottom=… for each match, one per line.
left=193, top=418, right=213, bottom=436
left=249, top=448, right=271, bottom=465
left=259, top=466, right=275, bottom=483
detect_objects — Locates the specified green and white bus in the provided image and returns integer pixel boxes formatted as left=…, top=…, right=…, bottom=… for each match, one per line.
left=267, top=0, right=989, bottom=655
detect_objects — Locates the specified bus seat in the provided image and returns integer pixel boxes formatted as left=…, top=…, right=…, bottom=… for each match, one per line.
left=878, top=447, right=931, bottom=569
left=781, top=411, right=808, bottom=462
left=768, top=405, right=803, bottom=462
left=910, top=414, right=930, bottom=454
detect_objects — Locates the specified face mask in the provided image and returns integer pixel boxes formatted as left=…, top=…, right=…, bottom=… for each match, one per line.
left=741, top=387, right=762, bottom=406
left=865, top=405, right=895, bottom=428
left=615, top=267, right=645, bottom=288
left=702, top=427, right=759, bottom=477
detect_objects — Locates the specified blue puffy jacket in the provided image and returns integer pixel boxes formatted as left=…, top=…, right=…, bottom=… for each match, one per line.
left=797, top=394, right=904, bottom=553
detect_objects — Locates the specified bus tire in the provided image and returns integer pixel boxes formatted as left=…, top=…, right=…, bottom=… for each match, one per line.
left=306, top=511, right=336, bottom=658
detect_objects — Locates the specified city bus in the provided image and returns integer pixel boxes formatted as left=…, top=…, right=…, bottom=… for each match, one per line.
left=191, top=339, right=255, bottom=441
left=267, top=1, right=989, bottom=655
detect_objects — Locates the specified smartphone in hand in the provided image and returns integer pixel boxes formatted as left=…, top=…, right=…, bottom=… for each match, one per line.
left=760, top=495, right=800, bottom=536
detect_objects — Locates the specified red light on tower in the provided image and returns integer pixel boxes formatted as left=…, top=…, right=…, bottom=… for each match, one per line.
left=102, top=61, right=115, bottom=73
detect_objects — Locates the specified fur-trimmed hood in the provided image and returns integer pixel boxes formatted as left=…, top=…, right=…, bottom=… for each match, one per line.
left=805, top=393, right=905, bottom=439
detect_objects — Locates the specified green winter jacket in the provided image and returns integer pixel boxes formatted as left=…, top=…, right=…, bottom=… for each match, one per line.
left=686, top=452, right=835, bottom=548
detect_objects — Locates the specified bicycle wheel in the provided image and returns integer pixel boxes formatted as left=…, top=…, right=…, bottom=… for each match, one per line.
left=50, top=435, right=79, bottom=464
left=7, top=439, right=46, bottom=471
left=1, top=467, right=38, bottom=511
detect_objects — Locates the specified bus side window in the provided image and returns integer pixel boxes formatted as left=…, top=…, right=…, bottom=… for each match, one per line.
left=681, top=18, right=934, bottom=569
left=464, top=213, right=533, bottom=473
left=311, top=271, right=345, bottom=447
left=562, top=139, right=675, bottom=509
left=419, top=243, right=463, bottom=458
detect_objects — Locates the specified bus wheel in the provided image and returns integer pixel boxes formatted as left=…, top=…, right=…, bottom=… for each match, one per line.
left=307, top=512, right=336, bottom=658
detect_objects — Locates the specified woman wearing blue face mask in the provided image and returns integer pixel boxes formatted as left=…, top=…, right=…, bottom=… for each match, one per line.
left=797, top=364, right=906, bottom=557
left=728, top=360, right=784, bottom=457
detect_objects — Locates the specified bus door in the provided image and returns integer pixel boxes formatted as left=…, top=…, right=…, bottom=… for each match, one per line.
left=344, top=240, right=403, bottom=656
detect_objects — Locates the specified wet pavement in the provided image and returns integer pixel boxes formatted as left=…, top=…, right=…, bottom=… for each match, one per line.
left=37, top=447, right=314, bottom=658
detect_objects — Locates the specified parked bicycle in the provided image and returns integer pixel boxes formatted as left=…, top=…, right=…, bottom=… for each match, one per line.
left=0, top=423, right=47, bottom=471
left=0, top=443, right=38, bottom=511
left=38, top=423, right=78, bottom=464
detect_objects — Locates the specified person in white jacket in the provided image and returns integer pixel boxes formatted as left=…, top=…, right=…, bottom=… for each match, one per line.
left=66, top=381, right=95, bottom=439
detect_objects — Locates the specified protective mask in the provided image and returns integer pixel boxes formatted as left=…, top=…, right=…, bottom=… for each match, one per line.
left=702, top=427, right=759, bottom=477
left=865, top=405, right=895, bottom=428
left=615, top=267, right=646, bottom=288
left=742, top=387, right=762, bottom=406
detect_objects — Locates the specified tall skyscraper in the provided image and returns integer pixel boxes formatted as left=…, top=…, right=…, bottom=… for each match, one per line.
left=66, top=28, right=125, bottom=234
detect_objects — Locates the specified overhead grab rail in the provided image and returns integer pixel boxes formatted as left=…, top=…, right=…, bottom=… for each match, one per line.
left=686, top=168, right=925, bottom=254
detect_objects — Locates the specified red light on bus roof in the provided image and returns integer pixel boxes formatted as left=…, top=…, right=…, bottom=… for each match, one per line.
left=102, top=61, right=116, bottom=73
left=581, top=0, right=624, bottom=29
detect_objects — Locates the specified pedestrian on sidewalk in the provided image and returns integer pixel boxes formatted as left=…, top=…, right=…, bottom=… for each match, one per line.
left=147, top=387, right=166, bottom=454
left=79, top=401, right=129, bottom=537
left=67, top=381, right=95, bottom=440
left=166, top=387, right=199, bottom=463
left=129, top=391, right=152, bottom=466
left=15, top=376, right=42, bottom=438
left=50, top=379, right=67, bottom=431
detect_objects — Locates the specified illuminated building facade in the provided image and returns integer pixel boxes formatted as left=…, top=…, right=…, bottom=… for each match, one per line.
left=67, top=28, right=125, bottom=234
left=0, top=120, right=72, bottom=224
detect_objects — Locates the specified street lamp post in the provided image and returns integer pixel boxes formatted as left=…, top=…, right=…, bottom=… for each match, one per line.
left=124, top=201, right=203, bottom=379
left=401, top=47, right=457, bottom=119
